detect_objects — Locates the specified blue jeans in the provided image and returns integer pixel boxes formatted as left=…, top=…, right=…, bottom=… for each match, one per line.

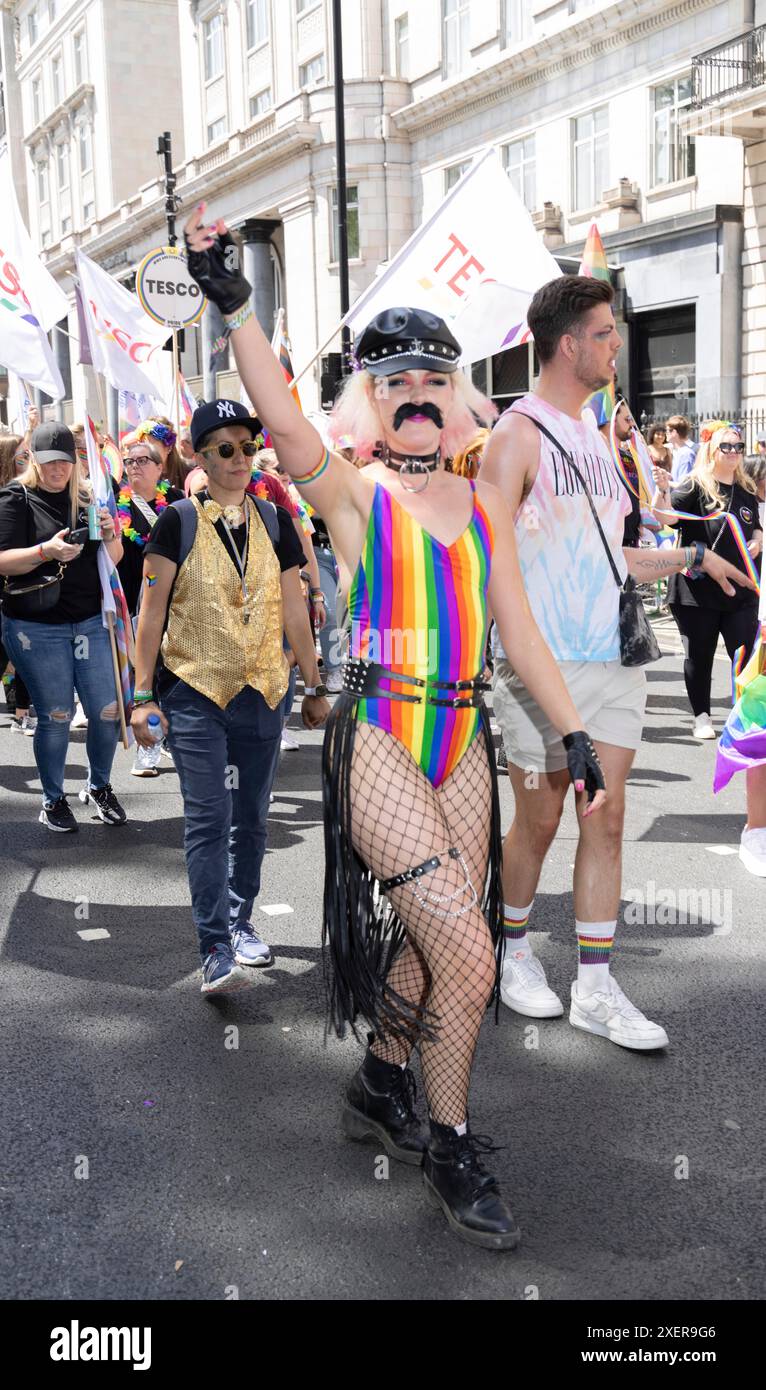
left=316, top=546, right=341, bottom=676
left=160, top=677, right=283, bottom=959
left=2, top=613, right=121, bottom=805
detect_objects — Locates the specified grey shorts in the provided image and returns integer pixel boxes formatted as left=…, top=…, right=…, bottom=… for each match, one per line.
left=493, top=659, right=647, bottom=774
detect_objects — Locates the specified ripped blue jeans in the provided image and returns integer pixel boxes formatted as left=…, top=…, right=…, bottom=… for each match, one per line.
left=1, top=613, right=121, bottom=805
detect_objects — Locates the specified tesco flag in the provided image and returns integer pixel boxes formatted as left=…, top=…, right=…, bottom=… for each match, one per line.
left=75, top=249, right=171, bottom=398
left=344, top=148, right=561, bottom=364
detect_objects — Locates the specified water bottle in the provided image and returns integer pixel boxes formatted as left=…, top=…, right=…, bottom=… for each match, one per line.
left=146, top=714, right=163, bottom=744
left=87, top=504, right=101, bottom=540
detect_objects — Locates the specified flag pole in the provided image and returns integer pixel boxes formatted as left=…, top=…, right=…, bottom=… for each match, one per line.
left=172, top=330, right=181, bottom=438
left=287, top=317, right=345, bottom=393
left=106, top=610, right=130, bottom=750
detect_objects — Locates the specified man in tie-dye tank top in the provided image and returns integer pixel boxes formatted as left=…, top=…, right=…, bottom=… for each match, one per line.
left=483, top=274, right=751, bottom=1051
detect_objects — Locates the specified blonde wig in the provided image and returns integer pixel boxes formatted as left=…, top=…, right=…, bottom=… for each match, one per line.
left=329, top=368, right=497, bottom=461
left=451, top=428, right=491, bottom=479
left=691, top=421, right=756, bottom=510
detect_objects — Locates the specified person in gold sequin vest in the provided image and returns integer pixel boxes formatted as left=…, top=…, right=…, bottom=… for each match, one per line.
left=130, top=399, right=330, bottom=996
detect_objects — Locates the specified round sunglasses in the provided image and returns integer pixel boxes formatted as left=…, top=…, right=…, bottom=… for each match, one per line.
left=200, top=441, right=260, bottom=460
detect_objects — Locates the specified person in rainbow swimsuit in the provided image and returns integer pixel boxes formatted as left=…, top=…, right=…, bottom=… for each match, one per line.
left=183, top=206, right=607, bottom=1251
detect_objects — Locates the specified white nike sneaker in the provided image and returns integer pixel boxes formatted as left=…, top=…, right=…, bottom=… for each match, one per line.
left=740, top=826, right=766, bottom=877
left=500, top=950, right=564, bottom=1018
left=569, top=977, right=668, bottom=1050
left=693, top=713, right=716, bottom=740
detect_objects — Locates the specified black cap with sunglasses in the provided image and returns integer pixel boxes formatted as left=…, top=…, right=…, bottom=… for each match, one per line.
left=190, top=399, right=263, bottom=454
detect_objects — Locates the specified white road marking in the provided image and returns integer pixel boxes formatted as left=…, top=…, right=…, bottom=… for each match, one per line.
left=706, top=845, right=738, bottom=856
left=259, top=903, right=294, bottom=916
left=77, top=928, right=110, bottom=941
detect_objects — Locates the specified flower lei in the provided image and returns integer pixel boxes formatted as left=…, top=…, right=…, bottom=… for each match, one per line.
left=117, top=479, right=170, bottom=546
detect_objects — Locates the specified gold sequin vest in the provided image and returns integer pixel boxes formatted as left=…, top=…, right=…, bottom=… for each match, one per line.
left=161, top=495, right=289, bottom=710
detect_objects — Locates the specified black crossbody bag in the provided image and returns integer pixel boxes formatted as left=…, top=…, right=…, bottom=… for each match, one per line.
left=3, top=484, right=66, bottom=616
left=514, top=414, right=661, bottom=667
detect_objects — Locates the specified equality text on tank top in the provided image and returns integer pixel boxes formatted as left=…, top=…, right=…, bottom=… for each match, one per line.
left=495, top=394, right=630, bottom=663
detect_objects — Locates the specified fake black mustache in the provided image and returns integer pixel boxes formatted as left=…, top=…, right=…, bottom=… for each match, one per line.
left=393, top=402, right=445, bottom=432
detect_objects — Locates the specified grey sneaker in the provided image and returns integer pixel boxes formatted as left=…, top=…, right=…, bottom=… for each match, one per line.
left=230, top=923, right=274, bottom=968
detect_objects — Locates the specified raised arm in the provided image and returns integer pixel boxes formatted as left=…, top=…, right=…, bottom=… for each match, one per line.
left=184, top=206, right=369, bottom=542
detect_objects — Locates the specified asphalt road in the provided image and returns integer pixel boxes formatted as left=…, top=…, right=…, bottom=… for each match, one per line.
left=1, top=629, right=763, bottom=1302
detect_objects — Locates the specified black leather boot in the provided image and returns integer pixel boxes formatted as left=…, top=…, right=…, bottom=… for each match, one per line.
left=342, top=1040, right=428, bottom=1165
left=423, top=1120, right=521, bottom=1250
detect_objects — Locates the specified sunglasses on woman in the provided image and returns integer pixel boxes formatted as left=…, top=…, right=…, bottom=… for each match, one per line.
left=200, top=441, right=260, bottom=460
left=718, top=441, right=745, bottom=454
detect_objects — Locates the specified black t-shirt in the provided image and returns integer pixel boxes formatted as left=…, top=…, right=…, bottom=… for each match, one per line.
left=145, top=493, right=305, bottom=573
left=0, top=482, right=104, bottom=624
left=114, top=482, right=185, bottom=615
left=620, top=456, right=642, bottom=549
left=667, top=479, right=761, bottom=611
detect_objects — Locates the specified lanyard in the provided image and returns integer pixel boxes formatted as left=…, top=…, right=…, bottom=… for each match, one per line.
left=219, top=498, right=251, bottom=624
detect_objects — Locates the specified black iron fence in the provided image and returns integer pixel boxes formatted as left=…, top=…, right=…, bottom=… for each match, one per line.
left=691, top=24, right=766, bottom=109
left=639, top=409, right=766, bottom=456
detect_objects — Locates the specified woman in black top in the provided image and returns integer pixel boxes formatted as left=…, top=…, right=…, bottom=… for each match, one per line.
left=0, top=422, right=128, bottom=831
left=653, top=421, right=762, bottom=739
left=115, top=440, right=184, bottom=617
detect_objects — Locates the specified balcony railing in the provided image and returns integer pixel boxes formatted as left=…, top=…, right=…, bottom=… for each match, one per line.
left=692, top=25, right=766, bottom=109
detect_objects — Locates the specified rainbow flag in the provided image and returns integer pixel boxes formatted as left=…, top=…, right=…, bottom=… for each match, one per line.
left=178, top=372, right=197, bottom=429
left=714, top=627, right=766, bottom=792
left=579, top=222, right=615, bottom=428
left=86, top=416, right=134, bottom=743
left=272, top=309, right=302, bottom=411
left=101, top=435, right=123, bottom=483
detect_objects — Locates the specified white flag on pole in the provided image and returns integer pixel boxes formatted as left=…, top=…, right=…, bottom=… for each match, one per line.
left=7, top=371, right=33, bottom=431
left=75, top=249, right=171, bottom=398
left=0, top=150, right=67, bottom=399
left=344, top=148, right=561, bottom=364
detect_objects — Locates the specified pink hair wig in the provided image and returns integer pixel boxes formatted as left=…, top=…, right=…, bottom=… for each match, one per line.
left=329, top=370, right=497, bottom=461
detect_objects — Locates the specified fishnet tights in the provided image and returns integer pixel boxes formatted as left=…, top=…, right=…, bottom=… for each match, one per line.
left=349, top=724, right=495, bottom=1126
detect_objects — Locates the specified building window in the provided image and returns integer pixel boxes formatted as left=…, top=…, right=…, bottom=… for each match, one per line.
left=504, top=0, right=531, bottom=45
left=51, top=52, right=63, bottom=106
left=443, top=0, right=470, bottom=79
left=299, top=53, right=325, bottom=86
left=56, top=141, right=70, bottom=234
left=73, top=28, right=88, bottom=85
left=28, top=8, right=38, bottom=46
left=250, top=88, right=272, bottom=118
left=331, top=184, right=360, bottom=261
left=203, top=13, right=224, bottom=82
left=572, top=105, right=609, bottom=210
left=296, top=0, right=320, bottom=11
left=47, top=0, right=57, bottom=21
left=83, top=200, right=94, bottom=222
left=395, top=14, right=409, bottom=79
left=246, top=0, right=269, bottom=49
left=652, top=75, right=695, bottom=186
left=504, top=135, right=536, bottom=210
left=444, top=160, right=470, bottom=193
left=206, top=116, right=227, bottom=145
left=78, top=121, right=93, bottom=174
left=37, top=160, right=51, bottom=244
left=31, top=75, right=42, bottom=125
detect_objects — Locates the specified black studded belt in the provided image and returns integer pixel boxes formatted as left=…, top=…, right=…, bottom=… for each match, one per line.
left=342, top=658, right=490, bottom=709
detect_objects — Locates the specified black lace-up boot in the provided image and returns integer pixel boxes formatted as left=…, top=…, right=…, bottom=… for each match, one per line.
left=423, top=1120, right=521, bottom=1250
left=342, top=1037, right=428, bottom=1165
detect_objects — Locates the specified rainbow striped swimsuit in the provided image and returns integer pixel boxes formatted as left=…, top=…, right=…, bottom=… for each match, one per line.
left=348, top=481, right=494, bottom=787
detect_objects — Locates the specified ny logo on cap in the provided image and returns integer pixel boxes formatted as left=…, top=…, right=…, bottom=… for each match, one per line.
left=217, top=401, right=236, bottom=419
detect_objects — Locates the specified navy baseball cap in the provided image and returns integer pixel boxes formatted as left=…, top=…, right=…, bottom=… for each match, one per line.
left=191, top=399, right=263, bottom=452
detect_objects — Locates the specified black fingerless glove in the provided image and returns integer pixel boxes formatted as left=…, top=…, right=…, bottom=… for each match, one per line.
left=563, top=731, right=605, bottom=804
left=184, top=226, right=252, bottom=317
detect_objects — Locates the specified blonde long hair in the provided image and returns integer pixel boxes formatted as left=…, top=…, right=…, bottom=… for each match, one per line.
left=452, top=428, right=491, bottom=479
left=17, top=452, right=92, bottom=531
left=329, top=369, right=497, bottom=461
left=690, top=421, right=756, bottom=510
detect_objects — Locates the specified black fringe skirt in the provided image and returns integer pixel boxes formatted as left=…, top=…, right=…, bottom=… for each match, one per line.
left=321, top=694, right=505, bottom=1043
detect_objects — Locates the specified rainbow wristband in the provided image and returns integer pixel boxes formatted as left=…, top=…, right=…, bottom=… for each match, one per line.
left=293, top=449, right=330, bottom=486
left=133, top=690, right=155, bottom=705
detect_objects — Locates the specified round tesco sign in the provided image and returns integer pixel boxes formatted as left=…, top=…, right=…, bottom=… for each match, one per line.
left=135, top=246, right=206, bottom=329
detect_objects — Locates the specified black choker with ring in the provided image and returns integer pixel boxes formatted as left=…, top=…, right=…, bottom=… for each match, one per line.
left=382, top=445, right=441, bottom=494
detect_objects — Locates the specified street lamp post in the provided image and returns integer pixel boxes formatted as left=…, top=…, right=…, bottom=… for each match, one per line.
left=332, top=0, right=352, bottom=377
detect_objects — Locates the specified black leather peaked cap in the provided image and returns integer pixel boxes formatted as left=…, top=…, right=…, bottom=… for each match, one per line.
left=355, top=307, right=462, bottom=376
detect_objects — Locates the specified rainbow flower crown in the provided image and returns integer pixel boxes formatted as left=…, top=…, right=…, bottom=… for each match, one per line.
left=699, top=420, right=740, bottom=443
left=135, top=420, right=177, bottom=450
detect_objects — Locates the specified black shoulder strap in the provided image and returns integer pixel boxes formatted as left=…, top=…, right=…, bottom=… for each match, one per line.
left=514, top=411, right=623, bottom=590
left=250, top=495, right=280, bottom=548
left=175, top=497, right=199, bottom=569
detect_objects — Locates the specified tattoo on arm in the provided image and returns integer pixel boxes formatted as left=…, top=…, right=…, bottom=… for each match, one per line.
left=630, top=553, right=681, bottom=575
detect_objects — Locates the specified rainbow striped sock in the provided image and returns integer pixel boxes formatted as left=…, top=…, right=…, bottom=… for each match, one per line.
left=576, top=920, right=615, bottom=991
left=503, top=901, right=533, bottom=949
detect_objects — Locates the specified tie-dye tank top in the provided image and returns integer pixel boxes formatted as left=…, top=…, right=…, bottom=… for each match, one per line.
left=495, top=394, right=630, bottom=663
left=348, top=480, right=494, bottom=788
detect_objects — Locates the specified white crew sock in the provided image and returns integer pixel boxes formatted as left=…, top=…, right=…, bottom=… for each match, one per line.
left=575, top=919, right=615, bottom=994
left=502, top=901, right=534, bottom=962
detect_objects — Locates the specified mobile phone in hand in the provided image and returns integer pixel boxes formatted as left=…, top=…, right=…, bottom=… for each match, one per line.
left=67, top=526, right=90, bottom=544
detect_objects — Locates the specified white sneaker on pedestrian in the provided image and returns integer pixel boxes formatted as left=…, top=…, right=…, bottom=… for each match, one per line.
left=569, top=977, right=668, bottom=1050
left=500, top=950, right=563, bottom=1018
left=281, top=727, right=300, bottom=751
left=693, top=713, right=715, bottom=739
left=740, top=826, right=766, bottom=877
left=325, top=669, right=344, bottom=693
left=131, top=743, right=161, bottom=777
left=71, top=703, right=88, bottom=730
left=11, top=714, right=36, bottom=736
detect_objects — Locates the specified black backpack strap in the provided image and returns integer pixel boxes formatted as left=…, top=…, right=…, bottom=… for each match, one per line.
left=250, top=495, right=280, bottom=549
left=174, top=498, right=199, bottom=569
left=514, top=411, right=624, bottom=590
